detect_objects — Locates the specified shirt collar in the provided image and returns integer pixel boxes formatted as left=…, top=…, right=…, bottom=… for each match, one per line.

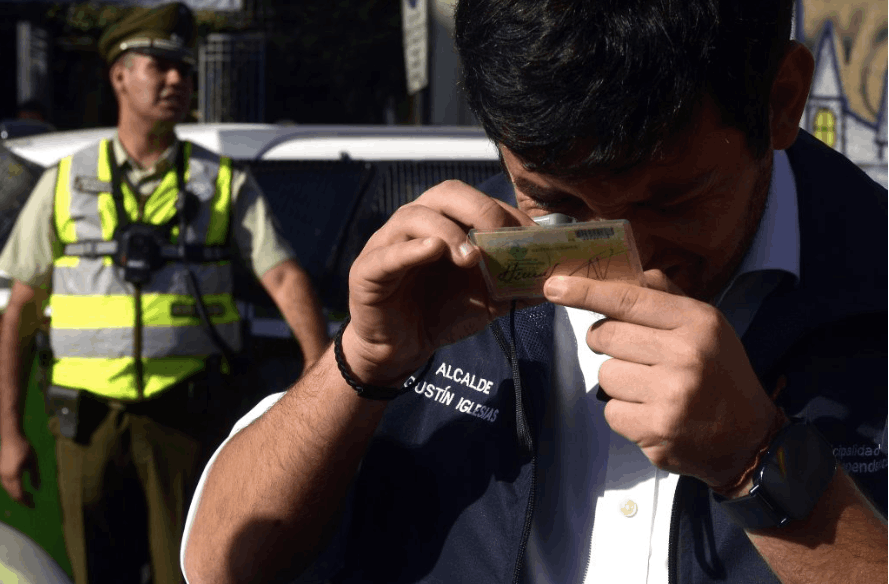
left=111, top=132, right=180, bottom=175
left=724, top=149, right=801, bottom=287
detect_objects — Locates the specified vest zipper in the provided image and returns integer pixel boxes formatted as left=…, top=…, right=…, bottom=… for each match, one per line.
left=512, top=456, right=537, bottom=584
left=490, top=309, right=537, bottom=584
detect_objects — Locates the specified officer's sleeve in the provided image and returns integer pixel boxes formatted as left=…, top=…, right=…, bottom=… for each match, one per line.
left=0, top=166, right=59, bottom=289
left=229, top=167, right=297, bottom=279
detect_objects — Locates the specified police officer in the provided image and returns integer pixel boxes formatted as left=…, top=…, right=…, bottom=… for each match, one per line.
left=0, top=4, right=329, bottom=583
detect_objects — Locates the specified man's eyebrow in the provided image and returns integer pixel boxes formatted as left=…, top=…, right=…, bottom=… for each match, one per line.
left=653, top=169, right=720, bottom=199
left=512, top=176, right=574, bottom=201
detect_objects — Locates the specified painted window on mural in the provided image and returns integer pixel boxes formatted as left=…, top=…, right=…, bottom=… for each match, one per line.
left=813, top=108, right=837, bottom=147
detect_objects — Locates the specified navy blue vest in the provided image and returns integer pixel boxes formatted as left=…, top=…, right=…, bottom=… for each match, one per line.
left=325, top=131, right=887, bottom=584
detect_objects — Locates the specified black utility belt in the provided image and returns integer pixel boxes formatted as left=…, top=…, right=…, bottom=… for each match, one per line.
left=45, top=374, right=214, bottom=440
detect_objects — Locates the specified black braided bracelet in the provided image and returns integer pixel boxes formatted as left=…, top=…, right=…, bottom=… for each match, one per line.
left=333, top=315, right=424, bottom=401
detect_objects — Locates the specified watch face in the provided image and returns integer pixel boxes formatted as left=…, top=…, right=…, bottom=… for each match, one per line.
left=757, top=424, right=837, bottom=521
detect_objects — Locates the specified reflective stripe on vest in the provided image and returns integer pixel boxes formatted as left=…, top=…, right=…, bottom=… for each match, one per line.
left=50, top=139, right=240, bottom=400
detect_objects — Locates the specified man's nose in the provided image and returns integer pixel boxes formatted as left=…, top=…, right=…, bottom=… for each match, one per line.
left=166, top=65, right=192, bottom=85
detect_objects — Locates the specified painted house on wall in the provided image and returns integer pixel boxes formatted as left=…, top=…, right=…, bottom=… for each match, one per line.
left=795, top=4, right=888, bottom=188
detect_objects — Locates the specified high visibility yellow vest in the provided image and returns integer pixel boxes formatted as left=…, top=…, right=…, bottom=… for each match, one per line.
left=50, top=139, right=241, bottom=400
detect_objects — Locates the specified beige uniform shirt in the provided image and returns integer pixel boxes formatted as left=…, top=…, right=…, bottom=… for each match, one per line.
left=0, top=135, right=295, bottom=289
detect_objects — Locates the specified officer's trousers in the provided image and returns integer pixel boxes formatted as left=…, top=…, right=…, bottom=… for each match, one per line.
left=49, top=398, right=207, bottom=584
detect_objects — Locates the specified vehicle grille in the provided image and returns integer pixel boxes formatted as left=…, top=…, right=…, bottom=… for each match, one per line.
left=245, top=159, right=504, bottom=313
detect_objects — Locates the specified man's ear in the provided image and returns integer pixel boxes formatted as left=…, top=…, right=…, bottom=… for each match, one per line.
left=109, top=60, right=126, bottom=96
left=769, top=41, right=815, bottom=151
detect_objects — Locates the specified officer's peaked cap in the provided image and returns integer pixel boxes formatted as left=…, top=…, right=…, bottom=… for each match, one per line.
left=98, top=2, right=197, bottom=66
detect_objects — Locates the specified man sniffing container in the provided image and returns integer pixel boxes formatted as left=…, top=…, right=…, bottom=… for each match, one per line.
left=182, top=1, right=886, bottom=583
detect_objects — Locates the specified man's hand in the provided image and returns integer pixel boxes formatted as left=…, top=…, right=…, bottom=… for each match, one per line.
left=185, top=182, right=537, bottom=584
left=0, top=280, right=43, bottom=508
left=0, top=431, right=39, bottom=507
left=342, top=180, right=537, bottom=387
left=543, top=273, right=778, bottom=488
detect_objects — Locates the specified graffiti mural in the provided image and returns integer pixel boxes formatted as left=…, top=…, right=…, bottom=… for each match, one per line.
left=796, top=0, right=887, bottom=187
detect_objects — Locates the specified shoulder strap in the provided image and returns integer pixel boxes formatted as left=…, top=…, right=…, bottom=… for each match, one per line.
left=106, top=139, right=131, bottom=230
left=64, top=141, right=229, bottom=262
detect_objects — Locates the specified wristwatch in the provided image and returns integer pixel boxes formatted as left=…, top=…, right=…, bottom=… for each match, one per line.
left=716, top=420, right=837, bottom=529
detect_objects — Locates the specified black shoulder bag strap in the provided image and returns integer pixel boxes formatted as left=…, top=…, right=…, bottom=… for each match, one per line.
left=106, top=140, right=131, bottom=230
left=174, top=143, right=237, bottom=368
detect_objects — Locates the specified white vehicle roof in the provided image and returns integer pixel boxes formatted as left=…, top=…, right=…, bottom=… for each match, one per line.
left=3, top=123, right=499, bottom=167
left=258, top=125, right=499, bottom=161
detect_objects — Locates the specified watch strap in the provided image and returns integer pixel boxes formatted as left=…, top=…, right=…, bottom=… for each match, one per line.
left=716, top=421, right=837, bottom=530
left=718, top=481, right=793, bottom=529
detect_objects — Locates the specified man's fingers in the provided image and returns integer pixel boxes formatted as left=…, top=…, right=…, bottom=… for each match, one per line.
left=359, top=182, right=534, bottom=279
left=588, top=319, right=669, bottom=366
left=352, top=237, right=451, bottom=288
left=380, top=181, right=532, bottom=254
left=2, top=476, right=25, bottom=505
left=544, top=275, right=687, bottom=329
left=364, top=205, right=485, bottom=269
left=417, top=180, right=535, bottom=230
left=641, top=269, right=686, bottom=296
left=601, top=399, right=670, bottom=460
left=596, top=358, right=653, bottom=404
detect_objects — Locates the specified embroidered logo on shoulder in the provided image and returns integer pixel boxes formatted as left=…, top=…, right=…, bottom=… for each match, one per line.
left=74, top=176, right=111, bottom=194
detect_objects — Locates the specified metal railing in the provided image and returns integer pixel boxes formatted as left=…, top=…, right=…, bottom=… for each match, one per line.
left=198, top=33, right=266, bottom=123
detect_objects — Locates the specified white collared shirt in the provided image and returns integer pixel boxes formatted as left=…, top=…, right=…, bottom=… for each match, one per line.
left=524, top=150, right=800, bottom=584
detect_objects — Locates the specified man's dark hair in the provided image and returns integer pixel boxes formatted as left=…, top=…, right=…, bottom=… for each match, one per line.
left=455, top=0, right=795, bottom=176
